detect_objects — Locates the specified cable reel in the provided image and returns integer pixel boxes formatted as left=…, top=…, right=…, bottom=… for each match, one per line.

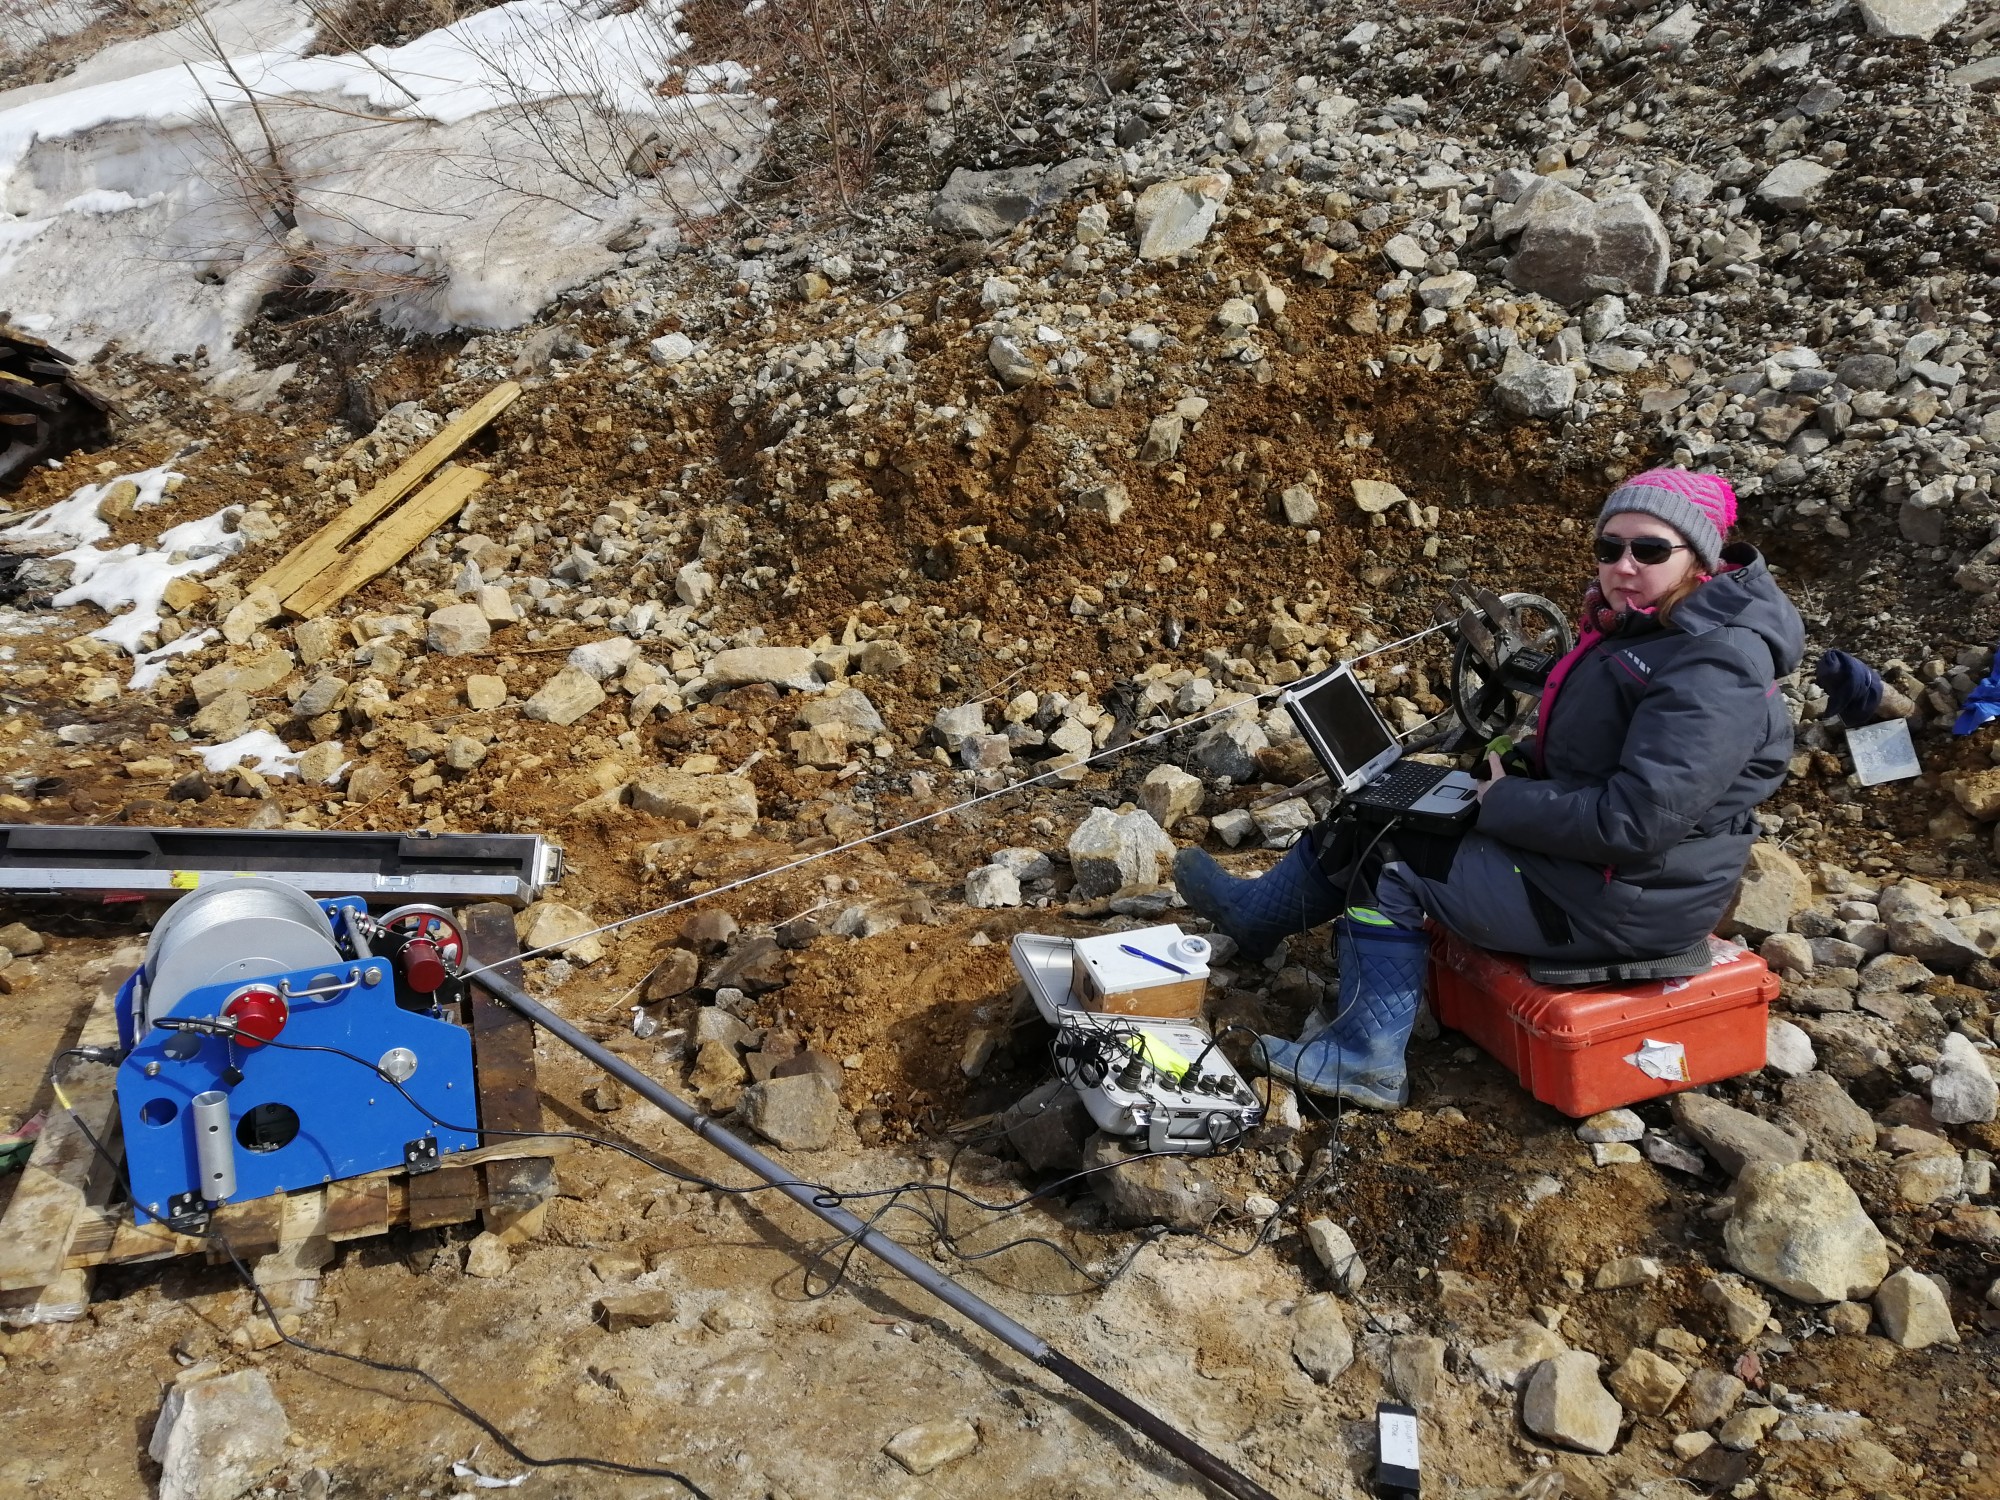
left=1444, top=590, right=1574, bottom=745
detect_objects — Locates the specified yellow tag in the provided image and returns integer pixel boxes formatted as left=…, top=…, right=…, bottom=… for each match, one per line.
left=1125, top=1033, right=1191, bottom=1084
left=170, top=871, right=198, bottom=890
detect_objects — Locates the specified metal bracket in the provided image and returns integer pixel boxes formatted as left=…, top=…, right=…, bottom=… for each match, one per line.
left=165, top=1191, right=211, bottom=1234
left=403, top=1136, right=442, bottom=1174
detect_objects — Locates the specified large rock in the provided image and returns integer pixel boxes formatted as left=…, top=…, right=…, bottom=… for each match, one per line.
left=987, top=335, right=1042, bottom=389
left=932, top=701, right=988, bottom=753
left=705, top=646, right=820, bottom=693
left=1775, top=1072, right=1875, bottom=1161
left=963, top=864, right=1022, bottom=909
left=1720, top=843, right=1811, bottom=943
left=516, top=899, right=605, bottom=963
left=150, top=1370, right=290, bottom=1500
left=1304, top=1219, right=1366, bottom=1292
left=1702, top=1275, right=1773, bottom=1342
left=1724, top=1160, right=1890, bottom=1303
left=1132, top=172, right=1232, bottom=259
left=931, top=159, right=1095, bottom=238
left=1670, top=1092, right=1804, bottom=1176
left=1470, top=1320, right=1568, bottom=1388
left=1606, top=1348, right=1686, bottom=1416
left=1522, top=1352, right=1623, bottom=1454
left=567, top=636, right=641, bottom=681
left=1857, top=0, right=1964, bottom=39
left=1192, top=718, right=1268, bottom=781
left=425, top=603, right=491, bottom=656
left=192, top=649, right=294, bottom=707
left=1386, top=1335, right=1446, bottom=1406
left=799, top=688, right=885, bottom=736
left=1875, top=1268, right=1959, bottom=1351
left=1492, top=346, right=1576, bottom=419
left=1082, top=1131, right=1221, bottom=1229
left=1878, top=881, right=1983, bottom=971
left=522, top=665, right=605, bottom=726
left=740, top=1073, right=843, bottom=1151
left=1291, top=1295, right=1355, bottom=1383
left=1931, top=1032, right=1998, bottom=1124
left=1765, top=1019, right=1818, bottom=1078
left=1139, top=764, right=1204, bottom=828
left=999, top=1080, right=1093, bottom=1173
left=1756, top=160, right=1834, bottom=212
left=885, top=1418, right=980, bottom=1476
left=1502, top=180, right=1670, bottom=305
left=597, top=1288, right=677, bottom=1332
left=1068, top=806, right=1174, bottom=897
left=629, top=771, right=758, bottom=836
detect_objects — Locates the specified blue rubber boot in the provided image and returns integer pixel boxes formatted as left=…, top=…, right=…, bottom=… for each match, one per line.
left=1252, top=908, right=1429, bottom=1109
left=1173, top=840, right=1342, bottom=964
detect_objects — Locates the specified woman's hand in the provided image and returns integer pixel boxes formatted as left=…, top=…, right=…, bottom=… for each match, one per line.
left=1476, top=751, right=1506, bottom=803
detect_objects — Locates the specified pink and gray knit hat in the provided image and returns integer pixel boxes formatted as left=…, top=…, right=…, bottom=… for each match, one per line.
left=1597, top=467, right=1738, bottom=570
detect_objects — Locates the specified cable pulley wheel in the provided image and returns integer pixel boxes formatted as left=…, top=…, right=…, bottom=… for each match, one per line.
left=377, top=904, right=467, bottom=967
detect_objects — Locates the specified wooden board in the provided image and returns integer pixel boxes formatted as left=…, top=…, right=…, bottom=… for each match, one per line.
left=253, top=381, right=520, bottom=604
left=463, top=901, right=557, bottom=1235
left=284, top=463, right=488, bottom=619
left=0, top=979, right=124, bottom=1292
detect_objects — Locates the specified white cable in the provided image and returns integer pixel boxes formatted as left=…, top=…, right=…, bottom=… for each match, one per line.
left=460, top=619, right=1456, bottom=980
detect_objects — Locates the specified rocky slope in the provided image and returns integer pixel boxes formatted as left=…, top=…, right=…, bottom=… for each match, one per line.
left=1, top=0, right=1998, bottom=1496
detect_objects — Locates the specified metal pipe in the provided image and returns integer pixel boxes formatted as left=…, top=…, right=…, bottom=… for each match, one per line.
left=191, top=1089, right=236, bottom=1202
left=476, top=969, right=1277, bottom=1500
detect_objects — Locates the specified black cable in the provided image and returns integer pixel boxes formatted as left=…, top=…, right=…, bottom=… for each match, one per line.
left=153, top=1020, right=1197, bottom=1293
left=53, top=1084, right=713, bottom=1499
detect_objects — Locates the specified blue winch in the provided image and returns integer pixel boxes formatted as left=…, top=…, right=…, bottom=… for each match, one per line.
left=112, top=878, right=480, bottom=1228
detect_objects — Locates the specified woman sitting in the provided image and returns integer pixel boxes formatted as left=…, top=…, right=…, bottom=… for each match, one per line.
left=1174, top=469, right=1805, bottom=1109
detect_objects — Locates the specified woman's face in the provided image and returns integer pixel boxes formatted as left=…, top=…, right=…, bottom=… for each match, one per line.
left=1597, top=513, right=1701, bottom=614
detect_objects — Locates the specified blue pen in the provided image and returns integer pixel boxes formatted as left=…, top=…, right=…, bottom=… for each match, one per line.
left=1120, top=943, right=1189, bottom=977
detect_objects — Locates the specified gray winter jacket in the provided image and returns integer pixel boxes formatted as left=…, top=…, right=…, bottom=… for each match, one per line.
left=1474, top=544, right=1805, bottom=957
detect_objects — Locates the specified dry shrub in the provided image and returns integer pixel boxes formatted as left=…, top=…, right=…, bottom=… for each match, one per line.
left=685, top=0, right=1008, bottom=209
left=300, top=0, right=510, bottom=56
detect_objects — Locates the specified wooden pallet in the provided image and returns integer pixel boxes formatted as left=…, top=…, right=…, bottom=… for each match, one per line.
left=0, top=902, right=557, bottom=1323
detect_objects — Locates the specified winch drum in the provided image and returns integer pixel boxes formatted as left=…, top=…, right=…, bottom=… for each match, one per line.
left=140, top=877, right=344, bottom=1032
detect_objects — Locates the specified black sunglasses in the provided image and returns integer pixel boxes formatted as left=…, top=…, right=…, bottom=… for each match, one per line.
left=1594, top=536, right=1691, bottom=566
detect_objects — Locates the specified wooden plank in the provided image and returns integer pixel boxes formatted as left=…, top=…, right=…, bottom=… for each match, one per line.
left=461, top=902, right=559, bottom=1235
left=70, top=1209, right=191, bottom=1269
left=253, top=381, right=520, bottom=602
left=283, top=464, right=487, bottom=619
left=277, top=1187, right=329, bottom=1248
left=405, top=1164, right=479, bottom=1230
left=323, top=1176, right=393, bottom=1242
left=0, top=982, right=124, bottom=1292
left=461, top=902, right=543, bottom=1136
left=210, top=1194, right=284, bottom=1261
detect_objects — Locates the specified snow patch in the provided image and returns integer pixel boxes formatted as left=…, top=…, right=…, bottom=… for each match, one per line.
left=129, top=627, right=217, bottom=691
left=0, top=463, right=182, bottom=548
left=200, top=730, right=300, bottom=777
left=0, top=0, right=765, bottom=374
left=4, top=467, right=237, bottom=660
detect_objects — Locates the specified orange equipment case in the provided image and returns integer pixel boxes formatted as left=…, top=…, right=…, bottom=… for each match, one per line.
left=1429, top=930, right=1780, bottom=1118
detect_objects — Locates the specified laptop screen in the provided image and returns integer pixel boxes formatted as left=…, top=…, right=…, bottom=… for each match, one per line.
left=1289, top=668, right=1398, bottom=781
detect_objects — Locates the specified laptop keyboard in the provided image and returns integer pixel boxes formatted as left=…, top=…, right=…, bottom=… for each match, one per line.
left=1352, top=759, right=1453, bottom=811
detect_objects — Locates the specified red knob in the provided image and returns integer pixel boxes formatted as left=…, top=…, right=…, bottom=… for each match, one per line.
left=223, top=987, right=288, bottom=1047
left=401, top=938, right=448, bottom=994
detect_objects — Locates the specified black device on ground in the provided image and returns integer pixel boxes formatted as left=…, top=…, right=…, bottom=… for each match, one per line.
left=1278, top=664, right=1481, bottom=833
left=1374, top=1402, right=1420, bottom=1499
